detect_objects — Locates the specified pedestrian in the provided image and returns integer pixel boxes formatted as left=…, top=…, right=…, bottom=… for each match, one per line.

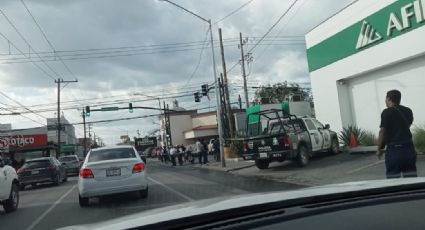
left=201, top=138, right=209, bottom=164
left=377, top=89, right=417, bottom=178
left=170, top=146, right=177, bottom=166
left=196, top=139, right=204, bottom=164
left=213, top=138, right=220, bottom=161
left=177, top=145, right=184, bottom=166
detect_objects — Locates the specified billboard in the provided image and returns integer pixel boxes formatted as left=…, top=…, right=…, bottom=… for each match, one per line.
left=134, top=137, right=157, bottom=152
left=0, top=134, right=48, bottom=150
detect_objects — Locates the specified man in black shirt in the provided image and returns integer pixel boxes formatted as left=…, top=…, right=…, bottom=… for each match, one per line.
left=377, top=90, right=417, bottom=178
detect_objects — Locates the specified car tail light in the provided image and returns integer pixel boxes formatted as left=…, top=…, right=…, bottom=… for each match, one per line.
left=48, top=165, right=57, bottom=171
left=243, top=142, right=248, bottom=152
left=132, top=162, right=145, bottom=173
left=17, top=168, right=25, bottom=175
left=283, top=136, right=291, bottom=147
left=80, top=168, right=94, bottom=178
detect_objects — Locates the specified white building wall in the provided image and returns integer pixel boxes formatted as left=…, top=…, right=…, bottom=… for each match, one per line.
left=192, top=114, right=217, bottom=127
left=169, top=114, right=192, bottom=146
left=307, top=0, right=425, bottom=133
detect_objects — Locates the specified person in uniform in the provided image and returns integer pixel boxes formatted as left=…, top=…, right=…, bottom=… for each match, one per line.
left=377, top=89, right=417, bottom=178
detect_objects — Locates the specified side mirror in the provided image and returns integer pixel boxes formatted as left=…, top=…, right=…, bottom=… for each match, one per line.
left=325, top=124, right=330, bottom=129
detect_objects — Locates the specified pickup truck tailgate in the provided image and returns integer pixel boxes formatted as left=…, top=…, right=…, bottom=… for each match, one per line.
left=243, top=134, right=292, bottom=160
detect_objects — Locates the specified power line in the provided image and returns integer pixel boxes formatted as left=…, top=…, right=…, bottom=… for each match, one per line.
left=20, top=0, right=78, bottom=80
left=0, top=31, right=56, bottom=80
left=0, top=102, right=45, bottom=126
left=0, top=90, right=47, bottom=120
left=226, top=0, right=299, bottom=75
left=255, top=0, right=308, bottom=63
left=183, top=27, right=210, bottom=88
left=0, top=42, right=306, bottom=64
left=247, top=0, right=299, bottom=53
left=214, top=0, right=255, bottom=24
left=0, top=9, right=61, bottom=79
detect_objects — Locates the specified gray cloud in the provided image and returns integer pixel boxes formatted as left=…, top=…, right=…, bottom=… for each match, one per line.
left=0, top=0, right=354, bottom=144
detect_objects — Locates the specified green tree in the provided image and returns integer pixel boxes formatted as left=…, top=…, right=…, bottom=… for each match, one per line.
left=253, top=81, right=311, bottom=104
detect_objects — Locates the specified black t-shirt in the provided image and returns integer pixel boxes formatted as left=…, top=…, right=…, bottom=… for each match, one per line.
left=380, top=105, right=413, bottom=145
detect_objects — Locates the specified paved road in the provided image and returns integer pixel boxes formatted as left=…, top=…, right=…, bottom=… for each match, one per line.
left=0, top=160, right=302, bottom=230
left=233, top=152, right=425, bottom=186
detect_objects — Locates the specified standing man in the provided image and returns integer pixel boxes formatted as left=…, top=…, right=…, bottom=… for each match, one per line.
left=377, top=90, right=417, bottom=178
left=196, top=139, right=204, bottom=165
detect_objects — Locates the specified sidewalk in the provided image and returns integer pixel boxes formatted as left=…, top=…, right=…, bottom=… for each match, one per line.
left=193, top=156, right=255, bottom=172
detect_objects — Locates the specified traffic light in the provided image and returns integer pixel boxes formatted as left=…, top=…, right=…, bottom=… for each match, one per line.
left=129, top=103, right=133, bottom=113
left=85, top=106, right=90, bottom=117
left=201, top=84, right=208, bottom=96
left=194, top=92, right=200, bottom=102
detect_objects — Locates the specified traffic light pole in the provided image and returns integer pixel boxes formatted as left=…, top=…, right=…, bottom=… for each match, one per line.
left=82, top=109, right=87, bottom=157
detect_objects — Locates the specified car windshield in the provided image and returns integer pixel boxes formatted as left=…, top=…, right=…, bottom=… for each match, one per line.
left=88, top=148, right=136, bottom=162
left=2, top=0, right=424, bottom=229
left=24, top=160, right=51, bottom=169
left=59, top=156, right=77, bottom=162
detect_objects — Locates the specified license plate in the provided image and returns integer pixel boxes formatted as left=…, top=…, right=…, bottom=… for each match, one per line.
left=106, top=168, right=121, bottom=177
left=259, top=152, right=268, bottom=158
left=31, top=170, right=39, bottom=175
left=273, top=153, right=283, bottom=158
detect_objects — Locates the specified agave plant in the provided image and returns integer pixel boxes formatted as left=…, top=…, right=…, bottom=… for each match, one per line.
left=338, top=126, right=365, bottom=147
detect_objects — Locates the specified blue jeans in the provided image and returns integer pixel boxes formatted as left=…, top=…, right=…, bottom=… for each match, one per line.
left=203, top=151, right=208, bottom=164
left=385, top=142, right=417, bottom=179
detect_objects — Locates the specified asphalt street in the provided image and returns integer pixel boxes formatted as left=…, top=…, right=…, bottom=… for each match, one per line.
left=0, top=160, right=302, bottom=230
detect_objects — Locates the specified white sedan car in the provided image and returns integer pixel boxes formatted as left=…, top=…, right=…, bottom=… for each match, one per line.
left=78, top=146, right=148, bottom=207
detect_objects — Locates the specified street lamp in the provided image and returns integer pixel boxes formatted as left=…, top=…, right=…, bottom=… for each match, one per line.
left=159, top=0, right=226, bottom=167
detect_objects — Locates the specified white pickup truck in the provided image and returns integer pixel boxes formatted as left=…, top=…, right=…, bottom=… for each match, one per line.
left=0, top=156, right=19, bottom=213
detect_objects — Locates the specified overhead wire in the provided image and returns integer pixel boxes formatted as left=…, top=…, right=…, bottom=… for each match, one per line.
left=183, top=27, right=210, bottom=88
left=19, top=0, right=77, bottom=80
left=214, top=0, right=256, bottom=24
left=0, top=9, right=61, bottom=79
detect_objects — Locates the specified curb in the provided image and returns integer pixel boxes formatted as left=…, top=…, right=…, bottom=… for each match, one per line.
left=192, top=163, right=255, bottom=173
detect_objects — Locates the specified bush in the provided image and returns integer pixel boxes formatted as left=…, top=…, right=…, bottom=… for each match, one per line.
left=339, top=126, right=364, bottom=147
left=413, top=126, right=425, bottom=153
left=230, top=139, right=243, bottom=157
left=360, top=131, right=377, bottom=146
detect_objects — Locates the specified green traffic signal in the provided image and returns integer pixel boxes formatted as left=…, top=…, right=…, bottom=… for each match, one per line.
left=129, top=103, right=133, bottom=113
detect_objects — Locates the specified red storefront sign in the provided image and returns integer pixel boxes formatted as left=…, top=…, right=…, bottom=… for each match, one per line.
left=0, top=134, right=48, bottom=149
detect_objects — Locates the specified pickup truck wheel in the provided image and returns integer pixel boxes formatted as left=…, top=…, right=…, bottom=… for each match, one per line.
left=330, top=138, right=340, bottom=155
left=255, top=159, right=269, bottom=170
left=297, top=145, right=309, bottom=167
left=3, top=183, right=19, bottom=213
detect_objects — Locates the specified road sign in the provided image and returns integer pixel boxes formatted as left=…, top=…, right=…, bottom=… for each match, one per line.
left=100, top=107, right=119, bottom=111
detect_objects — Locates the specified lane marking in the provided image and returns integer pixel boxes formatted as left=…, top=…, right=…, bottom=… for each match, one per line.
left=347, top=160, right=385, bottom=174
left=26, top=184, right=77, bottom=230
left=148, top=177, right=194, bottom=202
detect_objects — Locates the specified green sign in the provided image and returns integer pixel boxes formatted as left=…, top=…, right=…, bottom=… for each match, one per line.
left=307, top=0, right=425, bottom=72
left=101, top=107, right=119, bottom=111
left=61, top=144, right=76, bottom=153
left=246, top=105, right=261, bottom=124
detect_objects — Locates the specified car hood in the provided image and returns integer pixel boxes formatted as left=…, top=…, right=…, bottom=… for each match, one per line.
left=60, top=177, right=425, bottom=230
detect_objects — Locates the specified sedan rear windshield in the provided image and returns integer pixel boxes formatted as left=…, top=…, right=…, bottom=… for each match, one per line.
left=24, top=160, right=51, bottom=169
left=88, top=148, right=136, bottom=162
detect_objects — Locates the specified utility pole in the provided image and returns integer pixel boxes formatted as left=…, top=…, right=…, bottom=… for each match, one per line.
left=218, top=28, right=235, bottom=139
left=88, top=124, right=92, bottom=149
left=55, top=78, right=78, bottom=158
left=82, top=109, right=87, bottom=157
left=239, top=32, right=249, bottom=108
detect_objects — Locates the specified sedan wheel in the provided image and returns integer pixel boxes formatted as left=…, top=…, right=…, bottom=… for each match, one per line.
left=330, top=138, right=340, bottom=155
left=4, top=184, right=19, bottom=213
left=54, top=174, right=61, bottom=186
left=139, top=186, right=148, bottom=199
left=79, top=195, right=89, bottom=207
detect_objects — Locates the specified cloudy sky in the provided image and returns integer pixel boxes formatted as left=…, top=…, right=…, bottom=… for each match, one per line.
left=0, top=0, right=353, bottom=145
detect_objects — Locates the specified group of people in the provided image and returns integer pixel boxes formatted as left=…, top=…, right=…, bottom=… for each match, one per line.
left=157, top=138, right=220, bottom=166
